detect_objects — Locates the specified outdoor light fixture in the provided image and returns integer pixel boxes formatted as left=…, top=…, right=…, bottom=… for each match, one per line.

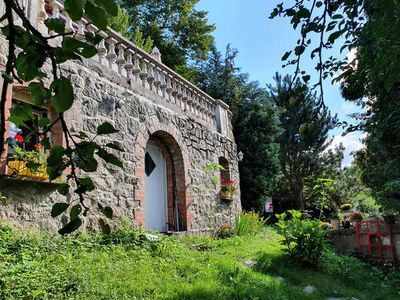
left=238, top=151, right=244, bottom=162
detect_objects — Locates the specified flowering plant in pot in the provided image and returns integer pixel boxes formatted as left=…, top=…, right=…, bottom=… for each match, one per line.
left=220, top=180, right=237, bottom=200
left=7, top=134, right=49, bottom=180
left=350, top=211, right=363, bottom=223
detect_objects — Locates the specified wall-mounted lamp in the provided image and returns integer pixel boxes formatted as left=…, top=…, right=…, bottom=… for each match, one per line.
left=238, top=151, right=244, bottom=162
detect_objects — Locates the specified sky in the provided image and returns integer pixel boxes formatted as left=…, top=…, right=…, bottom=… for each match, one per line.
left=197, top=0, right=365, bottom=166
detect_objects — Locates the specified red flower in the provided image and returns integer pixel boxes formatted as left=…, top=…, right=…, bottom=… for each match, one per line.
left=221, top=180, right=236, bottom=186
left=39, top=134, right=45, bottom=139
left=14, top=134, right=24, bottom=143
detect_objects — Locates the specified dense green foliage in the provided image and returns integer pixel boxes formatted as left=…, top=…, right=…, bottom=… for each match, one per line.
left=234, top=211, right=266, bottom=236
left=118, top=0, right=215, bottom=79
left=269, top=74, right=341, bottom=210
left=195, top=46, right=282, bottom=211
left=271, top=0, right=400, bottom=213
left=276, top=210, right=327, bottom=267
left=1, top=224, right=399, bottom=299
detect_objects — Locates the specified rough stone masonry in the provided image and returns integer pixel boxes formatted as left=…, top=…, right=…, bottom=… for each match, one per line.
left=0, top=2, right=241, bottom=233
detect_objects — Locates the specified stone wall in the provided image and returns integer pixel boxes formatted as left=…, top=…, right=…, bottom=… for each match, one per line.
left=0, top=34, right=241, bottom=233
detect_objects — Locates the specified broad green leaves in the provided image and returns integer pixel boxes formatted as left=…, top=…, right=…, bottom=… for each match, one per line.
left=3, top=0, right=120, bottom=235
left=50, top=77, right=74, bottom=113
left=51, top=203, right=70, bottom=218
left=97, top=122, right=119, bottom=135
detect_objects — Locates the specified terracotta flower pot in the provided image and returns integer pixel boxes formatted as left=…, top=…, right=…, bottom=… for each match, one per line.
left=220, top=190, right=234, bottom=200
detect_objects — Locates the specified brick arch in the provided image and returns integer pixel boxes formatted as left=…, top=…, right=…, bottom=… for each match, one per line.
left=134, top=120, right=193, bottom=231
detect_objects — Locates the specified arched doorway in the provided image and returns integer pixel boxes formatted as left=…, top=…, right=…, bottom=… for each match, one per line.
left=143, top=131, right=187, bottom=232
left=144, top=142, right=168, bottom=231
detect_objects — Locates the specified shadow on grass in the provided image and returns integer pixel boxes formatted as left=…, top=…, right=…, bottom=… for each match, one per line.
left=253, top=251, right=400, bottom=300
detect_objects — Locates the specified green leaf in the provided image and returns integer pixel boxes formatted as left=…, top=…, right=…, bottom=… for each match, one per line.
left=294, top=45, right=305, bottom=56
left=75, top=142, right=98, bottom=172
left=1, top=72, right=13, bottom=83
left=302, top=75, right=311, bottom=83
left=85, top=1, right=108, bottom=31
left=70, top=204, right=82, bottom=220
left=96, top=0, right=118, bottom=16
left=64, top=0, right=84, bottom=21
left=106, top=142, right=124, bottom=152
left=44, top=18, right=65, bottom=34
left=38, top=117, right=51, bottom=128
left=76, top=177, right=96, bottom=194
left=16, top=48, right=46, bottom=81
left=29, top=81, right=49, bottom=106
left=96, top=148, right=123, bottom=168
left=47, top=146, right=65, bottom=166
left=281, top=51, right=292, bottom=61
left=51, top=203, right=69, bottom=217
left=99, top=219, right=111, bottom=235
left=50, top=77, right=74, bottom=113
left=58, top=217, right=82, bottom=235
left=97, top=122, right=118, bottom=135
left=57, top=183, right=70, bottom=196
left=8, top=105, right=34, bottom=127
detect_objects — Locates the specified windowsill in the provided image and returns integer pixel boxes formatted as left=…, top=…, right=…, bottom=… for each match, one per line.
left=0, top=174, right=63, bottom=186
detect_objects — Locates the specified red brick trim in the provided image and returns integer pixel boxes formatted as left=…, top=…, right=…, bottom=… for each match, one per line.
left=134, top=119, right=192, bottom=231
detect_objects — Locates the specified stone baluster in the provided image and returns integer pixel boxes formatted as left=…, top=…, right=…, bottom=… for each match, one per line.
left=201, top=98, right=207, bottom=120
left=49, top=0, right=60, bottom=19
left=177, top=82, right=183, bottom=109
left=207, top=102, right=214, bottom=123
left=76, top=22, right=86, bottom=41
left=106, top=38, right=117, bottom=70
left=197, top=97, right=203, bottom=119
left=166, top=76, right=173, bottom=102
left=139, top=58, right=149, bottom=87
left=147, top=63, right=155, bottom=90
left=171, top=79, right=178, bottom=104
left=153, top=67, right=161, bottom=94
left=97, top=38, right=107, bottom=65
left=186, top=90, right=193, bottom=115
left=65, top=13, right=75, bottom=33
left=192, top=93, right=198, bottom=116
left=132, top=52, right=141, bottom=82
left=160, top=71, right=167, bottom=97
left=124, top=50, right=134, bottom=81
left=116, top=44, right=126, bottom=75
left=182, top=86, right=188, bottom=112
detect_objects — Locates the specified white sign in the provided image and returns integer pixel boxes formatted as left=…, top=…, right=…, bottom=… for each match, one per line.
left=264, top=198, right=273, bottom=213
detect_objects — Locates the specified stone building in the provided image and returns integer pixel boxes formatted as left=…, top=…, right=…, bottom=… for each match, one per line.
left=0, top=1, right=241, bottom=233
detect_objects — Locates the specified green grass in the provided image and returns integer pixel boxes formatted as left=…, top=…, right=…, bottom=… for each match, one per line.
left=0, top=225, right=399, bottom=300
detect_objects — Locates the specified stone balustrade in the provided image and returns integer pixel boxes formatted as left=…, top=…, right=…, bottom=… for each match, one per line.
left=38, top=0, right=232, bottom=136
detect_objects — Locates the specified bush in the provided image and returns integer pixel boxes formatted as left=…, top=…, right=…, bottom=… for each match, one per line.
left=276, top=210, right=328, bottom=267
left=215, top=224, right=236, bottom=239
left=235, top=211, right=266, bottom=236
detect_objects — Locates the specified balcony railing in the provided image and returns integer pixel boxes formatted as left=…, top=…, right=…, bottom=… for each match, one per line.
left=36, top=0, right=232, bottom=136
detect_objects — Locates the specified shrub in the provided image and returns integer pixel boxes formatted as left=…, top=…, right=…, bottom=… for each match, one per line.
left=235, top=211, right=266, bottom=236
left=276, top=210, right=328, bottom=267
left=215, top=224, right=236, bottom=239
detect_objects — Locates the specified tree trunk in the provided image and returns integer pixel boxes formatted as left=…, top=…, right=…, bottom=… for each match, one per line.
left=294, top=180, right=304, bottom=210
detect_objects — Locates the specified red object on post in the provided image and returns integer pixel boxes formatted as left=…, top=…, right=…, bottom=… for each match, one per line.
left=356, top=221, right=395, bottom=262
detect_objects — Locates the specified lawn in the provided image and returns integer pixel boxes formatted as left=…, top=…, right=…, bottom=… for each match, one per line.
left=0, top=224, right=399, bottom=300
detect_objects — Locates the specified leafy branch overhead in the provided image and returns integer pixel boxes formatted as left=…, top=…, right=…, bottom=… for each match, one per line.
left=0, top=0, right=123, bottom=234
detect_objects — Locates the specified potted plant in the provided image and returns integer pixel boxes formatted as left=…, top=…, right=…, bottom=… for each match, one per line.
left=7, top=134, right=49, bottom=180
left=350, top=211, right=363, bottom=225
left=220, top=180, right=237, bottom=200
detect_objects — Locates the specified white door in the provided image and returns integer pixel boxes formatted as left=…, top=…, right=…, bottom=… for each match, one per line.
left=144, top=143, right=168, bottom=232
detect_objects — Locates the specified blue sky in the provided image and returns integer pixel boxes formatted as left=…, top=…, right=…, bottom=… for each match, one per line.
left=197, top=0, right=364, bottom=166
